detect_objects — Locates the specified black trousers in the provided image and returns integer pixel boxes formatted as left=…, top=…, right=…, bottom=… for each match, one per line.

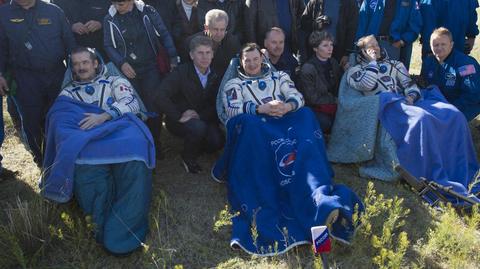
left=165, top=118, right=224, bottom=161
left=130, top=66, right=164, bottom=151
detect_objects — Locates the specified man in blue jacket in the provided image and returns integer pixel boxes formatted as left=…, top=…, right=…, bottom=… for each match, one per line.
left=421, top=27, right=480, bottom=121
left=355, top=0, right=422, bottom=68
left=0, top=0, right=76, bottom=166
left=419, top=0, right=478, bottom=56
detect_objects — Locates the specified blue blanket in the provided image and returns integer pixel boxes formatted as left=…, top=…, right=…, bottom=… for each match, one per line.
left=213, top=108, right=364, bottom=256
left=41, top=96, right=155, bottom=203
left=379, top=87, right=480, bottom=203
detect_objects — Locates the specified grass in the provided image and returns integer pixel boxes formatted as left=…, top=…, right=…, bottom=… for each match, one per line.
left=1, top=13, right=480, bottom=269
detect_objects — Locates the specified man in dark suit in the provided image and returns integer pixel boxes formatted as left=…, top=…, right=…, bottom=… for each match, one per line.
left=185, top=9, right=240, bottom=77
left=155, top=35, right=224, bottom=173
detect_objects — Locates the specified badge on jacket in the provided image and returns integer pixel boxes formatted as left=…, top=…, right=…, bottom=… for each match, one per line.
left=37, top=18, right=51, bottom=25
left=10, top=18, right=24, bottom=23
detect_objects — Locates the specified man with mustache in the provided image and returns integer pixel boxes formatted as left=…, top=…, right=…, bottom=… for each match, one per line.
left=43, top=47, right=154, bottom=255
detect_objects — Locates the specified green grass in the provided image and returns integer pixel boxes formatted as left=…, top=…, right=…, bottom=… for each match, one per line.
left=1, top=12, right=480, bottom=269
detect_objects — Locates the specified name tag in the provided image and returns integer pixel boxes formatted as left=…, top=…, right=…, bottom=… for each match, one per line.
left=37, top=18, right=52, bottom=25
left=401, top=0, right=410, bottom=7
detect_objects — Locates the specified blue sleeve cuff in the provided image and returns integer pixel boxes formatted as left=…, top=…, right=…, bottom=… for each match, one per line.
left=107, top=108, right=121, bottom=119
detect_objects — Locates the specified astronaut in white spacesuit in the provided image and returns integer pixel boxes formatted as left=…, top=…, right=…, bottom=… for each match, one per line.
left=60, top=47, right=141, bottom=128
left=222, top=43, right=304, bottom=121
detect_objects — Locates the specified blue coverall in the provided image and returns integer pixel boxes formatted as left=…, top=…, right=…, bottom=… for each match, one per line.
left=421, top=50, right=480, bottom=121
left=356, top=0, right=423, bottom=68
left=419, top=0, right=479, bottom=56
left=0, top=0, right=76, bottom=165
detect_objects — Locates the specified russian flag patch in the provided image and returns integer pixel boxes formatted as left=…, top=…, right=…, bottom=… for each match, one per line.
left=311, top=226, right=331, bottom=253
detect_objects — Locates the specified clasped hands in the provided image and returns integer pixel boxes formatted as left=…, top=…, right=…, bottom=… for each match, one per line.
left=72, top=20, right=102, bottom=35
left=79, top=112, right=112, bottom=130
left=257, top=100, right=294, bottom=117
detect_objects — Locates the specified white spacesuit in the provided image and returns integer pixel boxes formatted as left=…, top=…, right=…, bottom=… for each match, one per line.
left=347, top=54, right=420, bottom=97
left=60, top=65, right=140, bottom=118
left=222, top=64, right=304, bottom=120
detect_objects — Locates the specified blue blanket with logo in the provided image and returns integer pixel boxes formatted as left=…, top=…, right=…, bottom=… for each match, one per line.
left=378, top=87, right=480, bottom=203
left=213, top=108, right=364, bottom=256
left=41, top=96, right=155, bottom=203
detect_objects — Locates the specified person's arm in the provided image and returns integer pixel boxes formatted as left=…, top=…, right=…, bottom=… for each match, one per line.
left=222, top=79, right=247, bottom=119
left=148, top=6, right=178, bottom=65
left=103, top=16, right=127, bottom=68
left=451, top=60, right=480, bottom=119
left=300, top=0, right=315, bottom=33
left=109, top=77, right=141, bottom=118
left=391, top=60, right=420, bottom=102
left=278, top=72, right=304, bottom=111
left=154, top=69, right=184, bottom=121
left=400, top=0, right=422, bottom=45
left=299, top=63, right=323, bottom=105
left=58, top=7, right=76, bottom=54
left=419, top=0, right=437, bottom=55
left=347, top=61, right=380, bottom=92
left=0, top=20, right=8, bottom=75
left=354, top=1, right=368, bottom=41
left=244, top=0, right=258, bottom=43
left=465, top=0, right=479, bottom=53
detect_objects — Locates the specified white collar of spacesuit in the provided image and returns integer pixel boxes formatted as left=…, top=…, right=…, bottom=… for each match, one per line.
left=237, top=62, right=273, bottom=81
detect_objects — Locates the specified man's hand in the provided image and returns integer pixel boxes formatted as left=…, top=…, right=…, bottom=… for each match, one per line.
left=79, top=112, right=112, bottom=130
left=0, top=75, right=9, bottom=96
left=392, top=40, right=405, bottom=49
left=85, top=20, right=102, bottom=33
left=121, top=62, right=137, bottom=79
left=170, top=62, right=177, bottom=71
left=340, top=55, right=350, bottom=70
left=71, top=22, right=89, bottom=35
left=258, top=100, right=293, bottom=117
left=465, top=37, right=475, bottom=54
left=363, top=48, right=378, bottom=62
left=178, top=109, right=200, bottom=123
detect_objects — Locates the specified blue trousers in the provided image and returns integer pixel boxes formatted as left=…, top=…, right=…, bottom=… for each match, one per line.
left=74, top=161, right=152, bottom=254
left=13, top=66, right=65, bottom=166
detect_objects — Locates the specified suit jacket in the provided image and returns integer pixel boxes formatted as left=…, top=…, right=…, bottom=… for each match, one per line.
left=155, top=62, right=220, bottom=122
left=244, top=0, right=305, bottom=51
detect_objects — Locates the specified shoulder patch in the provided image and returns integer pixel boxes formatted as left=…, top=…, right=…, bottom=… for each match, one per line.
left=351, top=71, right=364, bottom=82
left=225, top=88, right=238, bottom=100
left=458, top=64, right=476, bottom=77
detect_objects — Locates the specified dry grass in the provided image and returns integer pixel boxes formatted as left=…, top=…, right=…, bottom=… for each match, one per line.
left=1, top=11, right=480, bottom=269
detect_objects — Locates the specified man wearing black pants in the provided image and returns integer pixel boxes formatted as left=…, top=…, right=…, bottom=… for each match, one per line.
left=155, top=35, right=224, bottom=173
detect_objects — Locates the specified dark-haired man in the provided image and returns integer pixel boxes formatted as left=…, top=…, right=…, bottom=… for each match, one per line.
left=0, top=0, right=76, bottom=166
left=42, top=47, right=154, bottom=255
left=155, top=35, right=224, bottom=173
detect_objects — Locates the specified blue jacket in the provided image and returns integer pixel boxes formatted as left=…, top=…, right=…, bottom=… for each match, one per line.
left=421, top=50, right=480, bottom=121
left=0, top=0, right=76, bottom=73
left=356, top=0, right=422, bottom=44
left=419, top=0, right=479, bottom=55
left=103, top=0, right=178, bottom=69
